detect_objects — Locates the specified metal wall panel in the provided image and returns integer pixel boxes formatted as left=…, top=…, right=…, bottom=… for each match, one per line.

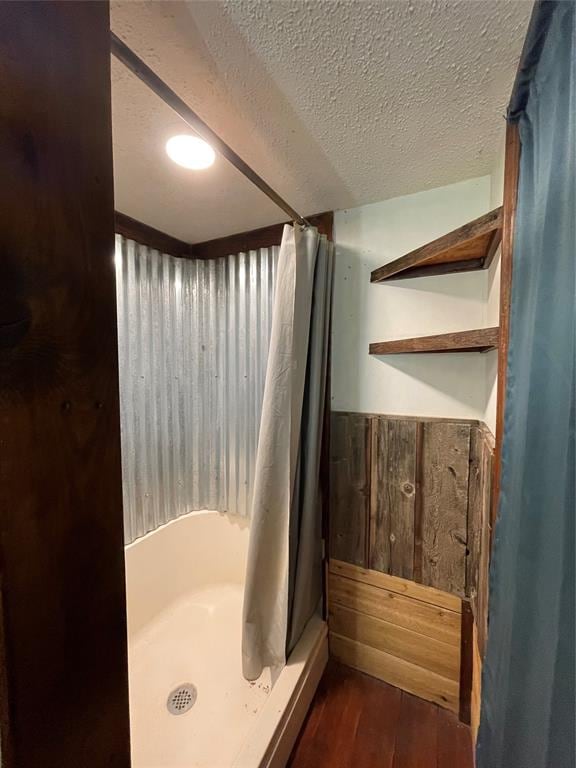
left=115, top=235, right=278, bottom=543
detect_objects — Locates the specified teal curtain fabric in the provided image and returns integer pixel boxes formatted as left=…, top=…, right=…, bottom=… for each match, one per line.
left=477, top=3, right=575, bottom=767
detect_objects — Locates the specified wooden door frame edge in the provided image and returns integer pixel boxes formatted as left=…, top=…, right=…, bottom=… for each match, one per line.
left=492, top=122, right=521, bottom=529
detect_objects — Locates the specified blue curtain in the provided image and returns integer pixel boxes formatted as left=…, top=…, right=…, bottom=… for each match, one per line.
left=478, top=3, right=575, bottom=768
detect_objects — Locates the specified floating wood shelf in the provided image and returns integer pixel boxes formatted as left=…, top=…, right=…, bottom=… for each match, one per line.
left=369, top=327, right=499, bottom=356
left=371, top=207, right=503, bottom=283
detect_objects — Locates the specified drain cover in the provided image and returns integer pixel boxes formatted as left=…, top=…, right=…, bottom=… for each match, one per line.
left=167, top=684, right=197, bottom=715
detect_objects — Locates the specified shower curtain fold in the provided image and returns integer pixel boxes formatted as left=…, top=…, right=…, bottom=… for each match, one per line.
left=242, top=224, right=333, bottom=681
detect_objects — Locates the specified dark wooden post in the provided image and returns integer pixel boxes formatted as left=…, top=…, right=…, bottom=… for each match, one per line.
left=0, top=2, right=131, bottom=765
left=492, top=122, right=521, bottom=526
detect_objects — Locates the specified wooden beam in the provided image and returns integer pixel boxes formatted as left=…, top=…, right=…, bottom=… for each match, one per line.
left=189, top=211, right=334, bottom=260
left=369, top=328, right=500, bottom=356
left=115, top=211, right=190, bottom=257
left=114, top=211, right=334, bottom=260
left=493, top=123, right=521, bottom=526
left=0, top=2, right=131, bottom=765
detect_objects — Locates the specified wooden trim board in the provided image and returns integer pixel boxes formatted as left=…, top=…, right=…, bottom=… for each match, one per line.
left=493, top=122, right=521, bottom=526
left=115, top=211, right=190, bottom=258
left=471, top=621, right=483, bottom=744
left=191, top=211, right=333, bottom=259
left=115, top=211, right=334, bottom=260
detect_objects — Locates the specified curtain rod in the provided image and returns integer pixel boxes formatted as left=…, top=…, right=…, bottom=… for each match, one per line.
left=111, top=32, right=309, bottom=226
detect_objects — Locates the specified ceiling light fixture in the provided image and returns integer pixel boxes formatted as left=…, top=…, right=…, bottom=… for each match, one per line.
left=166, top=134, right=215, bottom=170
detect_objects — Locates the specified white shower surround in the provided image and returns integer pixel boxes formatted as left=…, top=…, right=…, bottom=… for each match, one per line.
left=125, top=510, right=327, bottom=768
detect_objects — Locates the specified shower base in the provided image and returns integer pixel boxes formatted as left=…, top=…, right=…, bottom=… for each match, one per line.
left=128, top=584, right=272, bottom=767
left=125, top=511, right=327, bottom=768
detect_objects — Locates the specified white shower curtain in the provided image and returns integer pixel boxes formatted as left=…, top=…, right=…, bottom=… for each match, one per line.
left=242, top=224, right=333, bottom=680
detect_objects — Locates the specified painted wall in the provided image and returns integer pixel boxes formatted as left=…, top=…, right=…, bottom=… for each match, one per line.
left=331, top=175, right=495, bottom=422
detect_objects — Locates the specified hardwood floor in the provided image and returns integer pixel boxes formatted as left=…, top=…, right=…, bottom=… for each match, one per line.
left=288, top=662, right=474, bottom=768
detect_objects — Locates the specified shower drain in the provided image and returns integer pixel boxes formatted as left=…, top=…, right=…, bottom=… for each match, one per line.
left=166, top=683, right=197, bottom=715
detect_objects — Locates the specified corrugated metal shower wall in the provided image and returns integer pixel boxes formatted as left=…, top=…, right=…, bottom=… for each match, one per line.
left=115, top=235, right=279, bottom=544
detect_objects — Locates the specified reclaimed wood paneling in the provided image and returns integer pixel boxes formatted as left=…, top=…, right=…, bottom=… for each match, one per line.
left=329, top=413, right=370, bottom=566
left=420, top=422, right=471, bottom=596
left=467, top=425, right=494, bottom=653
left=370, top=418, right=417, bottom=578
left=329, top=413, right=493, bottom=599
left=0, top=2, right=131, bottom=766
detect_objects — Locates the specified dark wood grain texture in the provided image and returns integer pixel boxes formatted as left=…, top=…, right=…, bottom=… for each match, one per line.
left=459, top=601, right=474, bottom=725
left=370, top=207, right=502, bottom=283
left=329, top=413, right=371, bottom=566
left=437, top=704, right=475, bottom=766
left=190, top=211, right=334, bottom=259
left=369, top=418, right=417, bottom=579
left=288, top=662, right=473, bottom=768
left=369, top=327, right=499, bottom=356
left=493, top=122, right=521, bottom=526
left=115, top=211, right=190, bottom=257
left=420, top=423, right=471, bottom=597
left=0, top=3, right=131, bottom=766
left=466, top=425, right=494, bottom=653
left=288, top=661, right=473, bottom=768
left=115, top=210, right=333, bottom=258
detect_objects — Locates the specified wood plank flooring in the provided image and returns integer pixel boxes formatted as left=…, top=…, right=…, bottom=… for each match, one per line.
left=288, top=662, right=474, bottom=768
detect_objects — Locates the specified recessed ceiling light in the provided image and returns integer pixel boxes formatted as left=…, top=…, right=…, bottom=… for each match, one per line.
left=166, top=134, right=215, bottom=170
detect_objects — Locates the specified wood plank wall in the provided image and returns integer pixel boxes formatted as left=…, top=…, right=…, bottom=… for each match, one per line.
left=329, top=412, right=493, bottom=607
left=328, top=412, right=493, bottom=721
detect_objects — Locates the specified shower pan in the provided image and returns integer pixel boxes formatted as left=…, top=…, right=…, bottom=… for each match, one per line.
left=125, top=509, right=327, bottom=768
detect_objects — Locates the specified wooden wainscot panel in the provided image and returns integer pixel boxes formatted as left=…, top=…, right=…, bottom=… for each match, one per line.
left=328, top=572, right=461, bottom=647
left=328, top=560, right=462, bottom=714
left=420, top=422, right=471, bottom=596
left=329, top=413, right=371, bottom=566
left=330, top=634, right=460, bottom=714
left=330, top=559, right=462, bottom=613
left=369, top=418, right=417, bottom=579
left=329, top=604, right=460, bottom=680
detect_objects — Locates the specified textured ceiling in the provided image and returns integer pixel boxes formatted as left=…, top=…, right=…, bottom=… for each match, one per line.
left=111, top=0, right=531, bottom=243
